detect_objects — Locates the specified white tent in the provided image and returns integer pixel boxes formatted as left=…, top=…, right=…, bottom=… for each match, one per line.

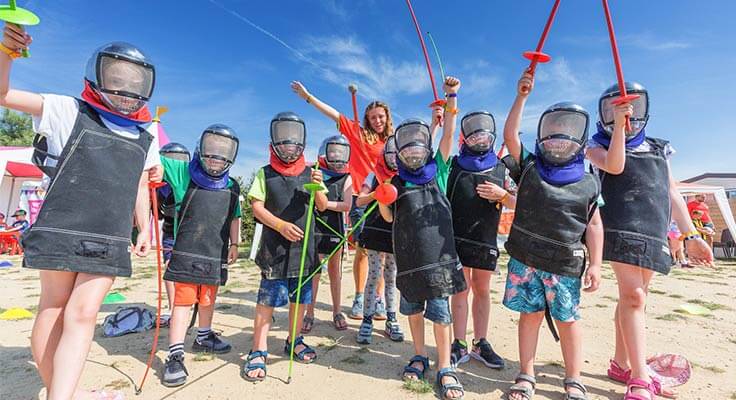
left=0, top=146, right=43, bottom=219
left=676, top=182, right=736, bottom=242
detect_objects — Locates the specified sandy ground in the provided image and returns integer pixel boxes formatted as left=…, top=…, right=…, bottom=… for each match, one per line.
left=1, top=251, right=734, bottom=400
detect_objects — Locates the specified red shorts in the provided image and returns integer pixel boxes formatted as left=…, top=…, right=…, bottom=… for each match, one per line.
left=173, top=283, right=218, bottom=307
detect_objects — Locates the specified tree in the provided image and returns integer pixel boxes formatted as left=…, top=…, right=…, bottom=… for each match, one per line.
left=234, top=170, right=258, bottom=248
left=0, top=108, right=35, bottom=146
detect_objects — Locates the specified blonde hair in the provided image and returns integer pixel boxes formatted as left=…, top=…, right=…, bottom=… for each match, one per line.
left=362, top=101, right=393, bottom=145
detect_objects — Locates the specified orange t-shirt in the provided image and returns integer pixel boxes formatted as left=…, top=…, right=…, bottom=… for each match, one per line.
left=338, top=114, right=385, bottom=194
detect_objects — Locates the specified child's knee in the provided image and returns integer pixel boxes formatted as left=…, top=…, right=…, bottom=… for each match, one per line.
left=64, top=301, right=100, bottom=326
left=620, top=288, right=647, bottom=309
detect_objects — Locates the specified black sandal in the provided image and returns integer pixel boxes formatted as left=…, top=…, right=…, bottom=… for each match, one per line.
left=402, top=355, right=429, bottom=381
left=284, top=336, right=317, bottom=364
left=241, top=350, right=268, bottom=382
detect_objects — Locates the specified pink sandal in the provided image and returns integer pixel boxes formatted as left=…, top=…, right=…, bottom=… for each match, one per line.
left=624, top=378, right=655, bottom=400
left=607, top=360, right=677, bottom=398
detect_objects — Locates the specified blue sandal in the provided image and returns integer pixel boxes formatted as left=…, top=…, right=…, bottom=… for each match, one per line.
left=284, top=336, right=317, bottom=364
left=436, top=367, right=465, bottom=400
left=402, top=355, right=429, bottom=381
left=242, top=350, right=268, bottom=382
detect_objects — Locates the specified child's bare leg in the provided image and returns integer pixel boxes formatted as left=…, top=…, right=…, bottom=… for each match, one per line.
left=403, top=312, right=426, bottom=380
left=327, top=249, right=343, bottom=316
left=470, top=269, right=493, bottom=340
left=247, top=304, right=274, bottom=379
left=556, top=320, right=584, bottom=397
left=168, top=305, right=191, bottom=346
left=47, top=273, right=114, bottom=400
left=31, top=270, right=77, bottom=388
left=288, top=301, right=315, bottom=361
left=450, top=268, right=472, bottom=341
left=613, top=262, right=654, bottom=398
left=509, top=311, right=544, bottom=400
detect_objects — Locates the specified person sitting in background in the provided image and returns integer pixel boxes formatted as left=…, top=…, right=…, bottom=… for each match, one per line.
left=691, top=209, right=715, bottom=248
left=7, top=209, right=29, bottom=233
left=0, top=212, right=7, bottom=230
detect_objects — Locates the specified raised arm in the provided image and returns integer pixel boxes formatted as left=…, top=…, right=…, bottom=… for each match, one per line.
left=585, top=103, right=631, bottom=175
left=503, top=71, right=534, bottom=163
left=290, top=81, right=340, bottom=123
left=0, top=24, right=43, bottom=116
left=437, top=76, right=460, bottom=163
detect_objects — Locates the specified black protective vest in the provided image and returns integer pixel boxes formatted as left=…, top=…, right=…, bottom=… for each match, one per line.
left=504, top=156, right=600, bottom=277
left=391, top=176, right=466, bottom=302
left=23, top=100, right=152, bottom=277
left=255, top=166, right=319, bottom=279
left=157, top=185, right=176, bottom=236
left=599, top=138, right=673, bottom=273
left=163, top=180, right=240, bottom=286
left=446, top=157, right=505, bottom=270
left=314, top=174, right=347, bottom=255
left=358, top=177, right=394, bottom=254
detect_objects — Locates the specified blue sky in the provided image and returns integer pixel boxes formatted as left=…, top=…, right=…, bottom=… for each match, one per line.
left=9, top=0, right=735, bottom=179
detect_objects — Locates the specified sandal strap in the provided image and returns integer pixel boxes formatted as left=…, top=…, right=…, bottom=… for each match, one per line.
left=508, top=384, right=534, bottom=399
left=247, top=350, right=268, bottom=361
left=436, top=367, right=464, bottom=399
left=563, top=378, right=587, bottom=394
left=515, top=373, right=537, bottom=387
left=409, top=355, right=429, bottom=370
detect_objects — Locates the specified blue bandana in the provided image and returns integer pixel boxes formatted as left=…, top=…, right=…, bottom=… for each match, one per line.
left=189, top=154, right=229, bottom=190
left=455, top=145, right=498, bottom=172
left=320, top=167, right=346, bottom=179
left=397, top=156, right=437, bottom=185
left=534, top=145, right=585, bottom=185
left=591, top=122, right=646, bottom=149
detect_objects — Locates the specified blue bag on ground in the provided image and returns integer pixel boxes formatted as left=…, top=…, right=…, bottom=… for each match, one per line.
left=102, top=306, right=155, bottom=337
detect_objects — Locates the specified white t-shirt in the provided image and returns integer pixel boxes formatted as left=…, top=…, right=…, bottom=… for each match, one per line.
left=32, top=94, right=161, bottom=172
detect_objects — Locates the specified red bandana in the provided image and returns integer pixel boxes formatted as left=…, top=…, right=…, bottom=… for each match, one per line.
left=80, top=80, right=152, bottom=124
left=269, top=146, right=306, bottom=176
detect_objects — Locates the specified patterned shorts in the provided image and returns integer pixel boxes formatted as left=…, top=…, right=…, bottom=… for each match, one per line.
left=502, top=257, right=581, bottom=322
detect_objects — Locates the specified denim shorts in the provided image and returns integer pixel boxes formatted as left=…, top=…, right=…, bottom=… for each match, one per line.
left=162, top=235, right=175, bottom=263
left=349, top=196, right=366, bottom=241
left=257, top=277, right=314, bottom=308
left=399, top=295, right=452, bottom=325
left=502, top=257, right=582, bottom=322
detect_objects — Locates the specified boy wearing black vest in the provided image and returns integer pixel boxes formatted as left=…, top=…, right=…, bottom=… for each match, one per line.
left=502, top=72, right=603, bottom=400
left=243, top=112, right=328, bottom=382
left=160, top=125, right=242, bottom=387
left=381, top=77, right=467, bottom=400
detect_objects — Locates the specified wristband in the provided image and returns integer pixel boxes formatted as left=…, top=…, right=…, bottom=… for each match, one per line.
left=0, top=43, right=20, bottom=59
left=306, top=95, right=312, bottom=104
left=444, top=107, right=459, bottom=115
left=446, top=93, right=457, bottom=98
left=229, top=243, right=239, bottom=247
left=274, top=220, right=284, bottom=233
left=678, top=230, right=700, bottom=241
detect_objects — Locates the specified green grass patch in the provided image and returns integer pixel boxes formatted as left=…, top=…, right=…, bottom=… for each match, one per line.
left=193, top=352, right=215, bottom=362
left=686, top=299, right=732, bottom=311
left=215, top=304, right=232, bottom=310
left=602, top=295, right=618, bottom=302
left=656, top=313, right=687, bottom=321
left=137, top=272, right=154, bottom=279
left=668, top=294, right=684, bottom=299
left=594, top=304, right=608, bottom=308
left=317, top=336, right=341, bottom=352
left=21, top=275, right=38, bottom=281
left=545, top=360, right=565, bottom=368
left=648, top=288, right=666, bottom=295
left=357, top=347, right=370, bottom=354
left=24, top=293, right=39, bottom=298
left=402, top=378, right=434, bottom=394
left=27, top=304, right=38, bottom=313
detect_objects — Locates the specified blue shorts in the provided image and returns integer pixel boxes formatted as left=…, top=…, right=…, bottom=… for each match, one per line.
left=399, top=296, right=452, bottom=325
left=349, top=196, right=366, bottom=241
left=257, top=277, right=314, bottom=308
left=162, top=235, right=175, bottom=263
left=502, top=257, right=581, bottom=322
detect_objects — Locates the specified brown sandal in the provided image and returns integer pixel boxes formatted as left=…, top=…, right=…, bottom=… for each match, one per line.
left=333, top=313, right=348, bottom=330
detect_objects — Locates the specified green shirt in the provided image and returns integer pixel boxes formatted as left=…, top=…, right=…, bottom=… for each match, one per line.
left=161, top=157, right=242, bottom=235
left=403, top=152, right=451, bottom=194
left=247, top=166, right=328, bottom=203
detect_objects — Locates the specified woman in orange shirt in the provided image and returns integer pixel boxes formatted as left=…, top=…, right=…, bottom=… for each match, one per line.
left=291, top=81, right=393, bottom=321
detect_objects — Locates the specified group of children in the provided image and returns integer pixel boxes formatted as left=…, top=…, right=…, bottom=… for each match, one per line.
left=0, top=20, right=714, bottom=400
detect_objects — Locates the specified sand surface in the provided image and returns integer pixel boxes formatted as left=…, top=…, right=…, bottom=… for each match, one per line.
left=1, top=252, right=734, bottom=400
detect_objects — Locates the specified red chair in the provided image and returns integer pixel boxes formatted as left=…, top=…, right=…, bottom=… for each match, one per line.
left=0, top=231, right=23, bottom=255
